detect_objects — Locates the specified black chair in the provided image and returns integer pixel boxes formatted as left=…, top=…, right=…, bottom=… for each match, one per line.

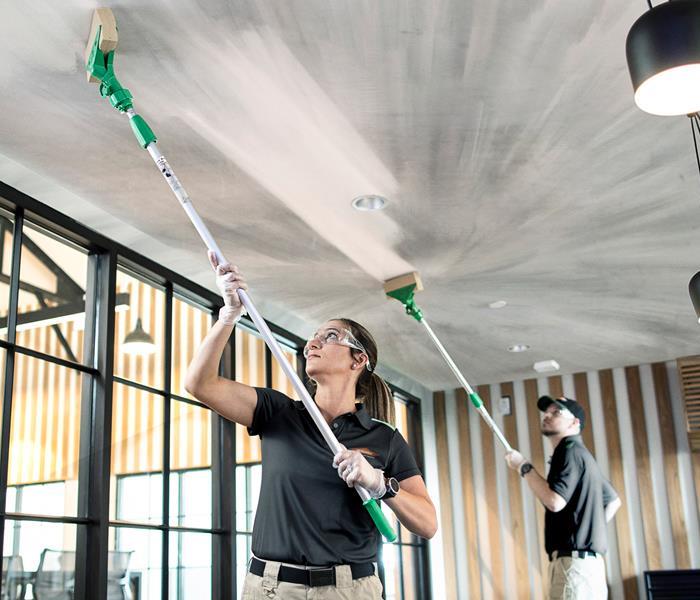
left=645, top=569, right=700, bottom=600
left=2, top=555, right=26, bottom=600
left=107, top=551, right=134, bottom=600
left=32, top=550, right=74, bottom=600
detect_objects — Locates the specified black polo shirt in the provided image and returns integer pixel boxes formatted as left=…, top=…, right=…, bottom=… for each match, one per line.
left=248, top=387, right=421, bottom=566
left=545, top=435, right=618, bottom=556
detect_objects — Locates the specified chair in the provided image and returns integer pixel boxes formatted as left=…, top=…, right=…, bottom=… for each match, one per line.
left=32, top=550, right=74, bottom=600
left=2, top=555, right=26, bottom=600
left=107, top=551, right=134, bottom=600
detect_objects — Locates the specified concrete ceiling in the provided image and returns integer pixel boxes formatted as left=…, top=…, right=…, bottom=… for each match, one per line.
left=1, top=0, right=700, bottom=390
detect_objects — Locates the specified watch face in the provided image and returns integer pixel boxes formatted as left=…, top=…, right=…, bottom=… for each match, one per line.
left=521, top=463, right=533, bottom=476
left=388, top=477, right=400, bottom=494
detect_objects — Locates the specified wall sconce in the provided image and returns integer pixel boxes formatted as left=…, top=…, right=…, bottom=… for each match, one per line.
left=626, top=1, right=700, bottom=322
left=122, top=317, right=156, bottom=355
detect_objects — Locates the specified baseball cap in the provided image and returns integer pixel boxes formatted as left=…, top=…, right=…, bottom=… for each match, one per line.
left=537, top=395, right=586, bottom=430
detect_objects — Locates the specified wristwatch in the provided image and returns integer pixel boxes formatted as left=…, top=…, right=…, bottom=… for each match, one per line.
left=520, top=462, right=534, bottom=477
left=381, top=477, right=400, bottom=500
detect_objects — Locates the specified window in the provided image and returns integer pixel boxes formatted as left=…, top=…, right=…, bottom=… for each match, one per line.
left=0, top=204, right=88, bottom=600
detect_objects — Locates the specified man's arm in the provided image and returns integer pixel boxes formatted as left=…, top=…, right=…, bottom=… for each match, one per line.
left=505, top=451, right=567, bottom=512
left=522, top=466, right=567, bottom=512
left=605, top=496, right=621, bottom=522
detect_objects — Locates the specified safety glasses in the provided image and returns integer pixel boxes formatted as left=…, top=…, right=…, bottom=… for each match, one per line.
left=303, top=327, right=373, bottom=371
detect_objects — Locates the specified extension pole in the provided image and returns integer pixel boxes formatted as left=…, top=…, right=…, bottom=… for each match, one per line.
left=421, top=318, right=512, bottom=452
left=85, top=11, right=396, bottom=542
left=385, top=273, right=513, bottom=453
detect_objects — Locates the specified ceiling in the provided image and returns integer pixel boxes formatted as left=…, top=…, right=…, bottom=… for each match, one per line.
left=1, top=0, right=699, bottom=390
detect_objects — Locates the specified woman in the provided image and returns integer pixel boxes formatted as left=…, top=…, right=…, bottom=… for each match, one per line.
left=185, top=253, right=437, bottom=599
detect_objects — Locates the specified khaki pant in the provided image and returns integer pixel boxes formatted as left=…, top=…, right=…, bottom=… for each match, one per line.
left=548, top=555, right=607, bottom=600
left=241, top=560, right=383, bottom=599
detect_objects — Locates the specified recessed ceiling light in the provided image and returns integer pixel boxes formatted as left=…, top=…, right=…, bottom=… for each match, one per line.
left=533, top=359, right=560, bottom=373
left=352, top=195, right=387, bottom=211
left=508, top=344, right=530, bottom=353
left=488, top=300, right=507, bottom=309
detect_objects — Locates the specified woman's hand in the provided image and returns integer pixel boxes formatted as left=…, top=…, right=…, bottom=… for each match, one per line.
left=333, top=447, right=386, bottom=499
left=208, top=251, right=248, bottom=324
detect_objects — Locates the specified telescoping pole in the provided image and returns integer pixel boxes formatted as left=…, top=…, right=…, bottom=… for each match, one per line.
left=84, top=13, right=396, bottom=542
left=384, top=272, right=513, bottom=453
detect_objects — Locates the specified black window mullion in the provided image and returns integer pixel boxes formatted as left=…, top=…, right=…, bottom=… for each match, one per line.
left=74, top=249, right=117, bottom=600
left=213, top=313, right=235, bottom=600
left=264, top=345, right=272, bottom=388
left=162, top=282, right=173, bottom=600
left=0, top=206, right=24, bottom=559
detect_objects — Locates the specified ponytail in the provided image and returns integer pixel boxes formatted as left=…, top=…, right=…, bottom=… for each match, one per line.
left=359, top=371, right=396, bottom=425
left=340, top=318, right=395, bottom=425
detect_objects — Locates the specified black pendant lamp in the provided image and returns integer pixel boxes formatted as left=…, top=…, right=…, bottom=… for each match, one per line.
left=626, top=1, right=700, bottom=321
left=626, top=0, right=700, bottom=116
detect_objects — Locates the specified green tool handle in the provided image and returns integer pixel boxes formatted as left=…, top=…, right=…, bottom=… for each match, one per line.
left=363, top=499, right=397, bottom=542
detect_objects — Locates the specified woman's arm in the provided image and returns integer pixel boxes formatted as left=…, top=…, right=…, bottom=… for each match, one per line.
left=184, top=318, right=258, bottom=427
left=384, top=475, right=437, bottom=539
left=184, top=252, right=257, bottom=427
left=334, top=450, right=438, bottom=539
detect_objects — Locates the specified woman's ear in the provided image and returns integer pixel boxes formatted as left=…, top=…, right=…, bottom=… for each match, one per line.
left=352, top=353, right=368, bottom=370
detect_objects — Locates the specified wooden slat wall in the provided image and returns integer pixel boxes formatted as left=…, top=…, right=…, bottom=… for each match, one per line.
left=433, top=391, right=457, bottom=600
left=434, top=361, right=699, bottom=600
left=523, top=378, right=549, bottom=592
left=500, top=382, right=527, bottom=600
left=478, top=385, right=504, bottom=600
left=625, top=366, right=662, bottom=571
left=652, top=362, right=691, bottom=568
left=573, top=372, right=595, bottom=454
left=455, top=388, right=481, bottom=599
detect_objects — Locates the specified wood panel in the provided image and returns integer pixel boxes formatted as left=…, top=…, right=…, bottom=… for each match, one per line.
left=524, top=378, right=549, bottom=588
left=456, top=388, right=481, bottom=599
left=599, top=369, right=638, bottom=598
left=433, top=392, right=457, bottom=600
left=573, top=372, right=595, bottom=454
left=547, top=375, right=563, bottom=399
left=652, top=362, right=690, bottom=568
left=625, top=366, right=662, bottom=570
left=501, top=382, right=528, bottom=600
left=478, top=385, right=504, bottom=600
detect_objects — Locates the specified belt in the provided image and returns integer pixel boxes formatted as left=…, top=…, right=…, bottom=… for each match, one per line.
left=550, top=550, right=600, bottom=561
left=249, top=557, right=375, bottom=587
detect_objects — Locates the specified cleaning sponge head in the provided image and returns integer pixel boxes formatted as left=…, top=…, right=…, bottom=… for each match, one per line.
left=383, top=272, right=423, bottom=297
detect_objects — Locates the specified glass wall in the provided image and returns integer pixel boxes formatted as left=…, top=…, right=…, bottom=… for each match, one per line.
left=0, top=187, right=429, bottom=600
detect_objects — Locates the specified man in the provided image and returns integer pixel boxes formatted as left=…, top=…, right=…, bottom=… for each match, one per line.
left=505, top=395, right=622, bottom=600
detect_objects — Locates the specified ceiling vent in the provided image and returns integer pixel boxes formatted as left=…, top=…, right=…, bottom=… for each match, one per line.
left=533, top=360, right=560, bottom=373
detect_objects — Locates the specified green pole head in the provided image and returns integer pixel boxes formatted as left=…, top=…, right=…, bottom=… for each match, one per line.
left=386, top=284, right=423, bottom=322
left=85, top=26, right=133, bottom=112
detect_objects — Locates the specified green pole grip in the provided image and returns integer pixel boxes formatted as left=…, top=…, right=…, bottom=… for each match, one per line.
left=363, top=498, right=397, bottom=542
left=469, top=392, right=483, bottom=408
left=130, top=115, right=157, bottom=148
